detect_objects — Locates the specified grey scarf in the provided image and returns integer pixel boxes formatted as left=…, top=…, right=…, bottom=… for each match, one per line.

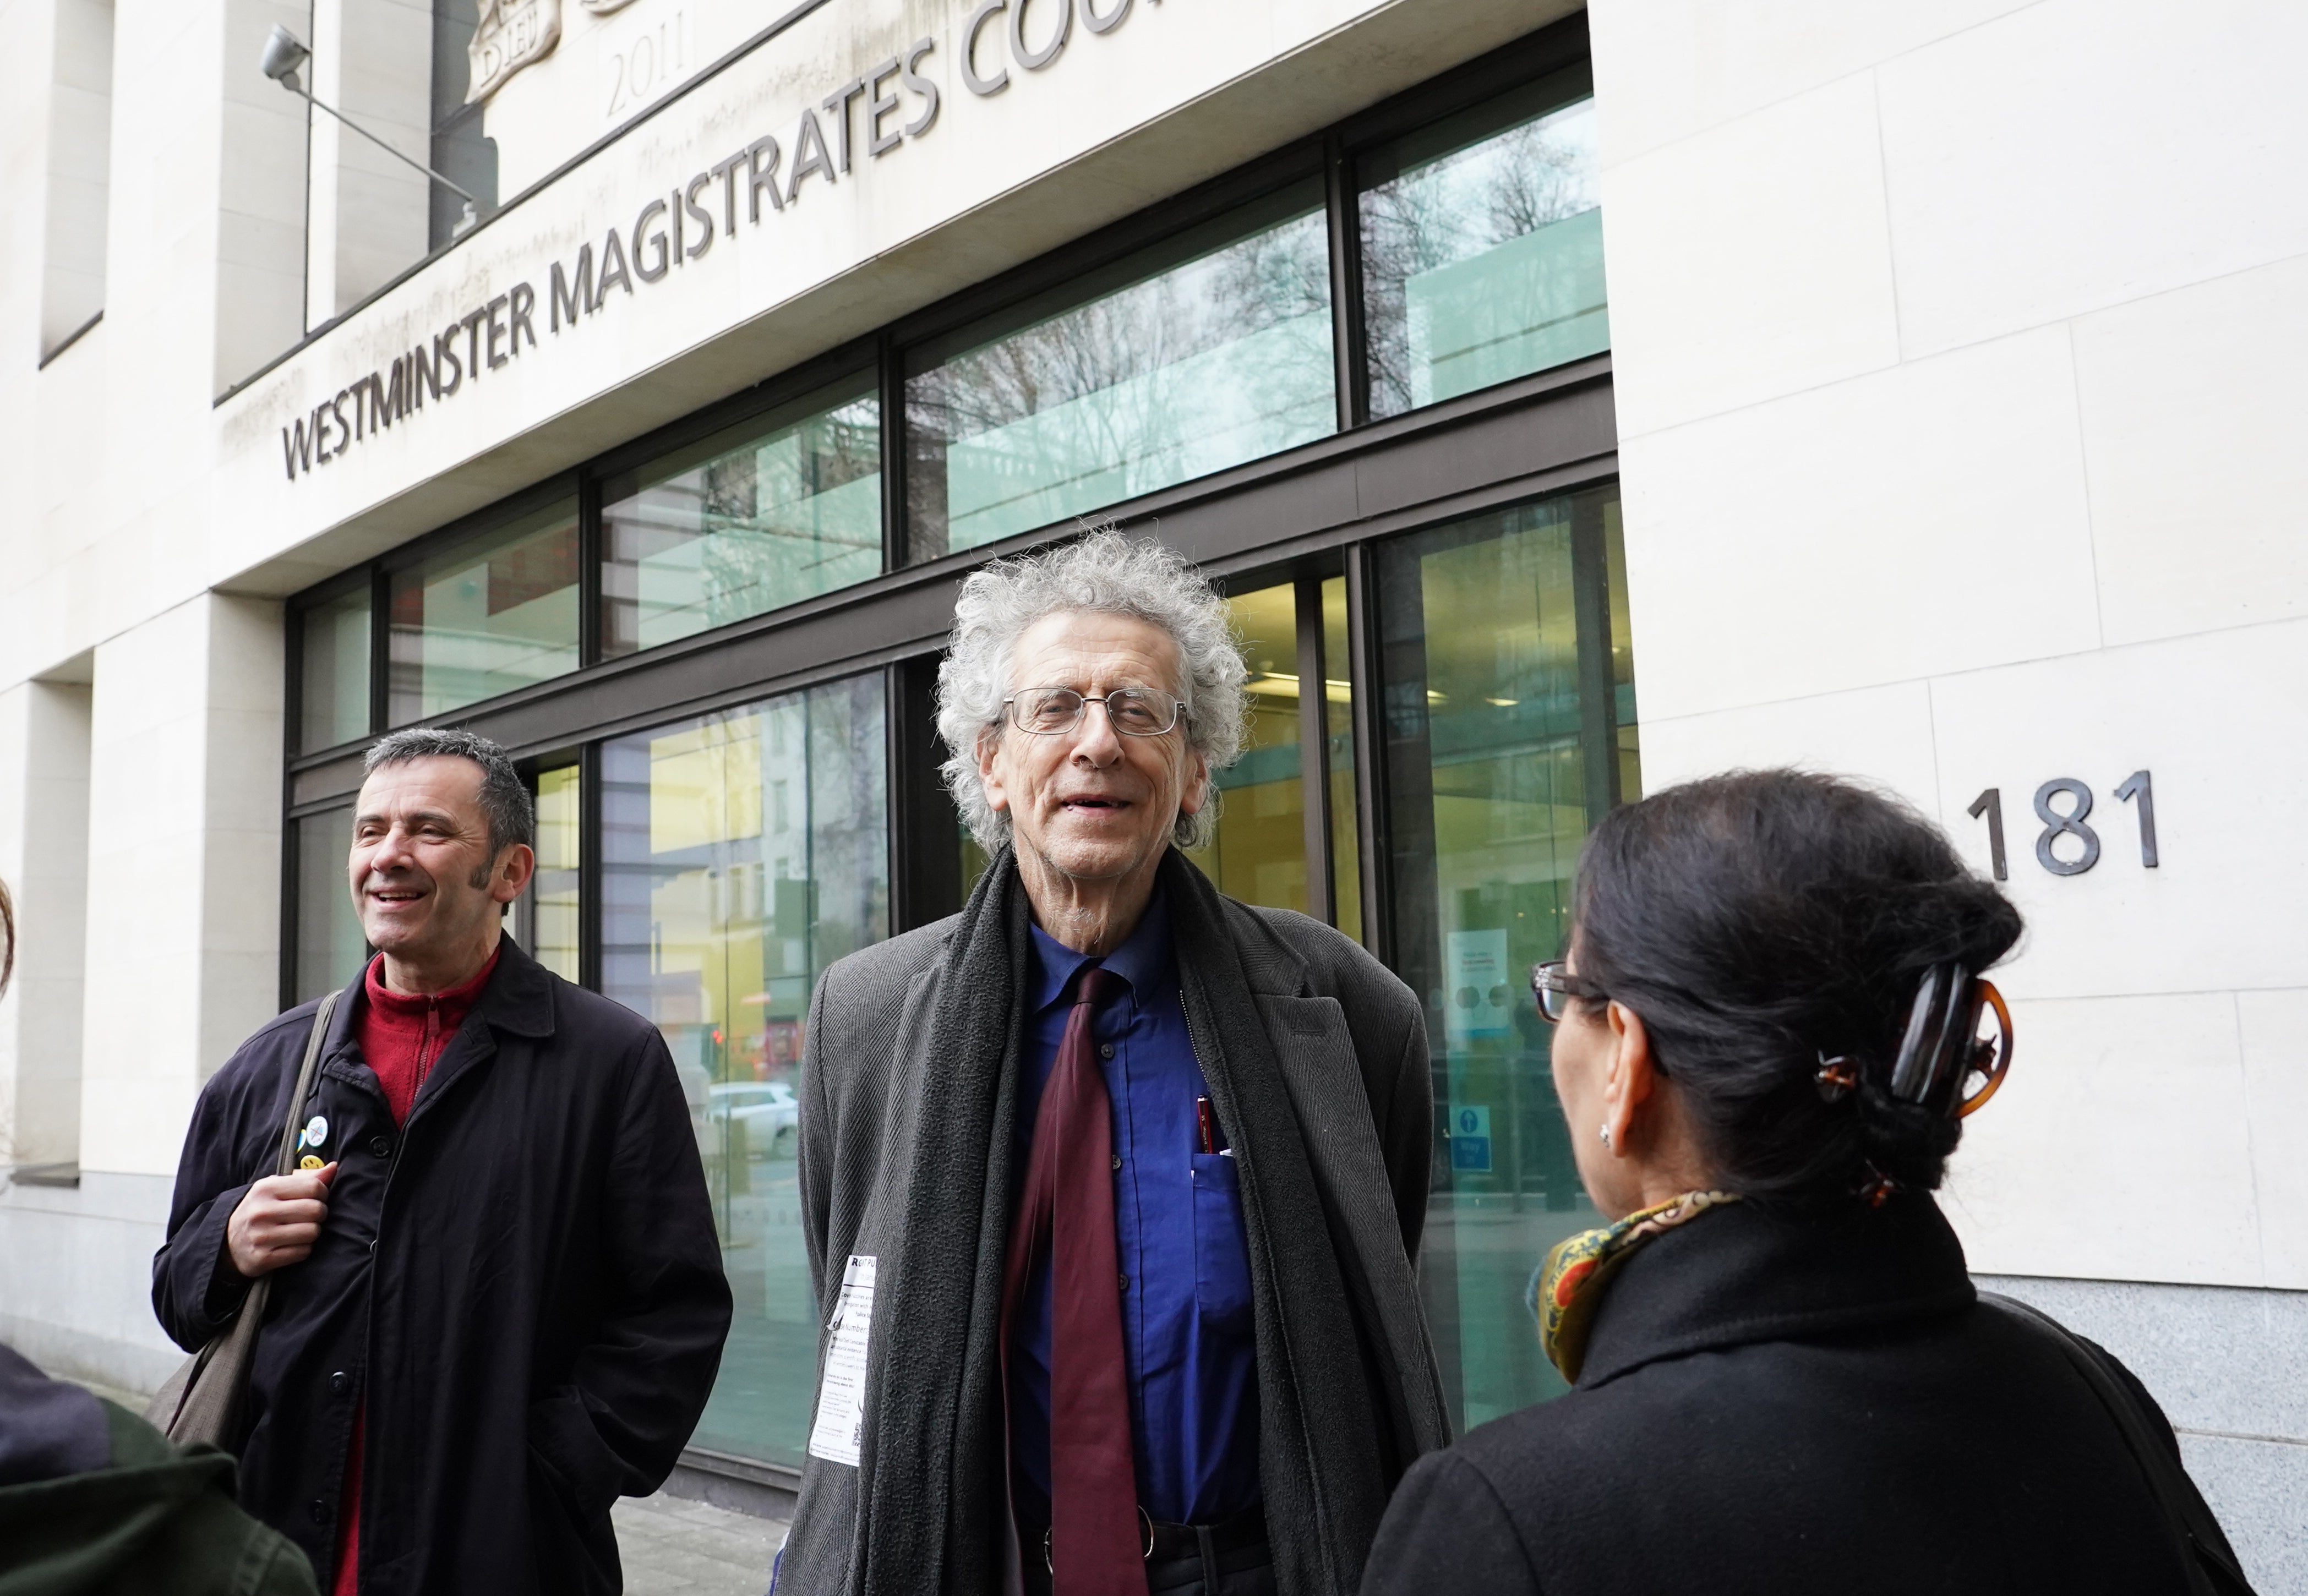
left=855, top=848, right=1407, bottom=1596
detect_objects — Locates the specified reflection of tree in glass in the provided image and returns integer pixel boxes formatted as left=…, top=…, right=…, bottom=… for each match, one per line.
left=1362, top=100, right=1599, bottom=418
left=913, top=209, right=1332, bottom=528
left=692, top=406, right=881, bottom=628
left=1210, top=216, right=1333, bottom=422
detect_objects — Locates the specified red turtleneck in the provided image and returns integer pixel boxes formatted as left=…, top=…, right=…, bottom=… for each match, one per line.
left=356, top=946, right=500, bottom=1128
left=333, top=945, right=501, bottom=1595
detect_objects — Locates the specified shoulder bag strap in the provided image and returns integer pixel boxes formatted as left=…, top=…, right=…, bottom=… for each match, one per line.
left=275, top=990, right=340, bottom=1176
left=161, top=990, right=341, bottom=1447
left=1980, top=1292, right=2257, bottom=1595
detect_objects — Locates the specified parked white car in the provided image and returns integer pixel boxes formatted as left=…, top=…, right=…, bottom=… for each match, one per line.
left=705, top=1081, right=801, bottom=1158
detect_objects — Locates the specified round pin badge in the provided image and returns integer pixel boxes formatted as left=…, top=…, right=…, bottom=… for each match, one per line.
left=299, top=1155, right=325, bottom=1171
left=303, top=1114, right=329, bottom=1149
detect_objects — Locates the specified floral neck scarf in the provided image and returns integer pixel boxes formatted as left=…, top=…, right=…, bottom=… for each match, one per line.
left=1529, top=1190, right=1741, bottom=1382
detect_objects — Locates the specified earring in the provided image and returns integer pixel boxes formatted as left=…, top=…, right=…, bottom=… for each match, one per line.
left=1598, top=1123, right=1613, bottom=1150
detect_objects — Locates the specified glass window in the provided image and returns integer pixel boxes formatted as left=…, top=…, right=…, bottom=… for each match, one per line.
left=602, top=374, right=883, bottom=659
left=1186, top=583, right=1308, bottom=912
left=525, top=764, right=581, bottom=983
left=429, top=0, right=498, bottom=251
left=601, top=673, right=889, bottom=1467
left=295, top=807, right=368, bottom=1003
left=1360, top=67, right=1606, bottom=420
left=388, top=496, right=580, bottom=724
left=1180, top=577, right=1363, bottom=938
left=299, top=587, right=372, bottom=752
left=1374, top=484, right=1636, bottom=1432
left=906, top=179, right=1335, bottom=561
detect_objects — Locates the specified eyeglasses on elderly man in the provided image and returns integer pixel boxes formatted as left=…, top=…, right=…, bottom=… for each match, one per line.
left=1003, top=684, right=1185, bottom=737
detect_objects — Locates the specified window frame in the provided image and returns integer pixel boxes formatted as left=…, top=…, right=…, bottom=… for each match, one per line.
left=894, top=165, right=1338, bottom=566
left=594, top=353, right=887, bottom=664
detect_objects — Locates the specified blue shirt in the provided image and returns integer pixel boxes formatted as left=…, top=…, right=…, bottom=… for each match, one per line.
left=1010, top=894, right=1261, bottom=1528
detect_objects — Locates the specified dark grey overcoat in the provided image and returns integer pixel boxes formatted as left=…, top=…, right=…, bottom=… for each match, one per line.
left=778, top=878, right=1450, bottom=1596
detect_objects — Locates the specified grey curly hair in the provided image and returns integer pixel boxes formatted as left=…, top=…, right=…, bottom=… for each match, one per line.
left=937, top=529, right=1247, bottom=854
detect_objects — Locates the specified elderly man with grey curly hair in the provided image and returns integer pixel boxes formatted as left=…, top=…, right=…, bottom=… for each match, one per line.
left=777, top=532, right=1448, bottom=1596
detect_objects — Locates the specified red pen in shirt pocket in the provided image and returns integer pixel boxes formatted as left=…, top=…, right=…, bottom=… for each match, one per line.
left=1196, top=1096, right=1230, bottom=1156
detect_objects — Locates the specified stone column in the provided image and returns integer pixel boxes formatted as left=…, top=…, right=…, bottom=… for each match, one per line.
left=0, top=675, right=94, bottom=1174
left=80, top=592, right=284, bottom=1177
left=0, top=593, right=286, bottom=1393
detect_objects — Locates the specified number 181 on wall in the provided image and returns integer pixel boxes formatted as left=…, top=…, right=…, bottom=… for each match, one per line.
left=1966, top=772, right=2158, bottom=881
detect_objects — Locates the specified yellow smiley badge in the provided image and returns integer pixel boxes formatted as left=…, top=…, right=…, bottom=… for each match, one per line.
left=299, top=1155, right=325, bottom=1171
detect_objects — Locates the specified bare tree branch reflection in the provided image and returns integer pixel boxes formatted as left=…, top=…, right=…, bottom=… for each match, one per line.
left=909, top=205, right=1334, bottom=553
left=605, top=401, right=882, bottom=653
left=1361, top=96, right=1601, bottom=418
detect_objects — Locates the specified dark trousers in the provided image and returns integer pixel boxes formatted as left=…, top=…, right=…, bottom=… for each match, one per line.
left=1021, top=1504, right=1273, bottom=1596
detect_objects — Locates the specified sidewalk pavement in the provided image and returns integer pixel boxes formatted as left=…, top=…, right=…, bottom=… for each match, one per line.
left=615, top=1490, right=784, bottom=1596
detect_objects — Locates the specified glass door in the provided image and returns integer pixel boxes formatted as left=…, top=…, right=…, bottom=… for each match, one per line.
left=1183, top=572, right=1362, bottom=937
left=598, top=673, right=890, bottom=1469
left=1373, top=484, right=1636, bottom=1429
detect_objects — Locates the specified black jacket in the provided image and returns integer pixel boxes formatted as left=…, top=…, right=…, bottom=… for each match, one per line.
left=1362, top=1194, right=2224, bottom=1595
left=0, top=1342, right=317, bottom=1595
left=152, top=939, right=732, bottom=1596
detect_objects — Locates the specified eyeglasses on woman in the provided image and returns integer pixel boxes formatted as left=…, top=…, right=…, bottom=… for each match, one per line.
left=1529, top=960, right=1604, bottom=1023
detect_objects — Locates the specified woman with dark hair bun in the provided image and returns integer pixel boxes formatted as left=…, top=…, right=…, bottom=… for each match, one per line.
left=1361, top=770, right=2252, bottom=1596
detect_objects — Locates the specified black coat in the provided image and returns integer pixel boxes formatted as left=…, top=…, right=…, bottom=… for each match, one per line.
left=1362, top=1194, right=2223, bottom=1595
left=0, top=1342, right=317, bottom=1594
left=152, top=939, right=732, bottom=1596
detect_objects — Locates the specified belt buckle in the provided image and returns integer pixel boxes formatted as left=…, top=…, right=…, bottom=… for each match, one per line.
left=1044, top=1509, right=1154, bottom=1573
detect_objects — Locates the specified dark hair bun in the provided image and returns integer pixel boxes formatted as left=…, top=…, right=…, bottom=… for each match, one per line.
left=1573, top=769, right=2022, bottom=1205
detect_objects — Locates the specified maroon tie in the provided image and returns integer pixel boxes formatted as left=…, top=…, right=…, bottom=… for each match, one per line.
left=1000, top=965, right=1145, bottom=1596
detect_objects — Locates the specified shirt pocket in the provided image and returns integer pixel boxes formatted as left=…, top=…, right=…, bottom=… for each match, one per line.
left=1190, top=1152, right=1253, bottom=1331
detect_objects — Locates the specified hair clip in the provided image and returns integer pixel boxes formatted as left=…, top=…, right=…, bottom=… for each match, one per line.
left=1814, top=1054, right=1859, bottom=1102
left=1857, top=1163, right=1900, bottom=1208
left=1891, top=965, right=2017, bottom=1120
left=1955, top=981, right=2014, bottom=1119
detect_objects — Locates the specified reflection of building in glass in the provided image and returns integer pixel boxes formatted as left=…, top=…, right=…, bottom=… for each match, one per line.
left=604, top=378, right=884, bottom=658
left=601, top=678, right=886, bottom=1468
left=387, top=499, right=582, bottom=723
left=907, top=183, right=1335, bottom=560
left=1376, top=486, right=1635, bottom=1426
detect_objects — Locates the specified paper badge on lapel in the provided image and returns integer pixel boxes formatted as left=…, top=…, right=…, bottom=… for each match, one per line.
left=806, top=1255, right=877, bottom=1467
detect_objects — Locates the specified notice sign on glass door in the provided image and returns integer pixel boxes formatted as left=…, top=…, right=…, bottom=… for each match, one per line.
left=1452, top=1105, right=1493, bottom=1173
left=1445, top=928, right=1514, bottom=1046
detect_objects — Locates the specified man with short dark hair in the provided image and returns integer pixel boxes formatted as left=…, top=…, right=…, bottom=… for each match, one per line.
left=154, top=729, right=731, bottom=1596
